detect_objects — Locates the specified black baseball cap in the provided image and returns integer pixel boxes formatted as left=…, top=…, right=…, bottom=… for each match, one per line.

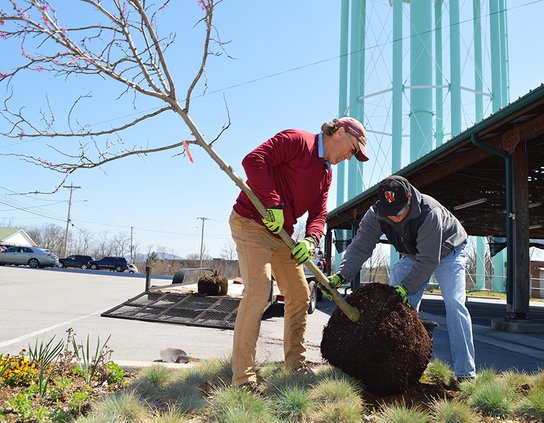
left=377, top=175, right=411, bottom=217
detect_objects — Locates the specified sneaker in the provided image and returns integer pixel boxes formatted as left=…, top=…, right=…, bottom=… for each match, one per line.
left=238, top=381, right=260, bottom=394
left=292, top=364, right=315, bottom=376
left=456, top=375, right=476, bottom=383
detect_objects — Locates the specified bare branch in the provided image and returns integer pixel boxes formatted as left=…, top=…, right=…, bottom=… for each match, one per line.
left=0, top=0, right=232, bottom=189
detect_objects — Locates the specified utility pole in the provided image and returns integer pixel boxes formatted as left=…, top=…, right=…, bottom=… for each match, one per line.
left=62, top=184, right=81, bottom=257
left=197, top=217, right=210, bottom=268
left=130, top=226, right=134, bottom=263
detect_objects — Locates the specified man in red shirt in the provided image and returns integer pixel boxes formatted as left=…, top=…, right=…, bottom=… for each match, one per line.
left=230, top=117, right=368, bottom=389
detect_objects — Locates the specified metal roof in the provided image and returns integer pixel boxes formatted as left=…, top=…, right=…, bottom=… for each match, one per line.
left=327, top=84, right=544, bottom=238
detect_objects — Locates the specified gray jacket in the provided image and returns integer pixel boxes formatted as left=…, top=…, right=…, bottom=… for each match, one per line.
left=337, top=186, right=467, bottom=294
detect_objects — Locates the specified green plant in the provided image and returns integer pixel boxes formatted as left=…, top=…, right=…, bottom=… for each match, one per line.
left=207, top=385, right=275, bottom=422
left=105, top=361, right=125, bottom=384
left=81, top=391, right=149, bottom=422
left=515, top=385, right=544, bottom=421
left=311, top=378, right=362, bottom=403
left=6, top=387, right=49, bottom=421
left=47, top=376, right=73, bottom=402
left=374, top=402, right=429, bottom=423
left=310, top=399, right=364, bottom=423
left=469, top=379, right=514, bottom=418
left=273, top=385, right=312, bottom=420
left=424, top=358, right=456, bottom=387
left=28, top=336, right=65, bottom=396
left=138, top=364, right=172, bottom=386
left=70, top=390, right=91, bottom=413
left=430, top=398, right=480, bottom=423
left=71, top=334, right=111, bottom=384
left=309, top=378, right=364, bottom=423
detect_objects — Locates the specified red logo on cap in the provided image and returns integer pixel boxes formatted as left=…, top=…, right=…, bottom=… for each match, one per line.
left=384, top=191, right=395, bottom=203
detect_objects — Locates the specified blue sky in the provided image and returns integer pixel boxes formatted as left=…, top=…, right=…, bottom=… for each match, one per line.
left=0, top=1, right=543, bottom=259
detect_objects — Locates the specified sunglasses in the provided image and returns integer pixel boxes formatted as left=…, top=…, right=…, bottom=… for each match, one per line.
left=344, top=133, right=359, bottom=155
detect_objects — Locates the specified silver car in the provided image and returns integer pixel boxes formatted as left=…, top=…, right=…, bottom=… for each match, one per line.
left=0, top=246, right=59, bottom=268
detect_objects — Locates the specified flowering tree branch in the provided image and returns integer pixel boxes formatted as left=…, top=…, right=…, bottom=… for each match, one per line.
left=0, top=0, right=227, bottom=192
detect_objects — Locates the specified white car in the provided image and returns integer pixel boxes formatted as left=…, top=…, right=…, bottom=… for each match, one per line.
left=0, top=246, right=59, bottom=268
left=126, top=263, right=138, bottom=273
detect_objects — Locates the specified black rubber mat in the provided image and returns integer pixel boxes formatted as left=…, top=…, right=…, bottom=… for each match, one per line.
left=101, top=291, right=242, bottom=329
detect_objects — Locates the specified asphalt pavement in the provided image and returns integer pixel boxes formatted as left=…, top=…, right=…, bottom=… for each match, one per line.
left=1, top=266, right=543, bottom=374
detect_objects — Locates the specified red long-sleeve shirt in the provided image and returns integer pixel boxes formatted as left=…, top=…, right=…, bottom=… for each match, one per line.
left=233, top=129, right=332, bottom=242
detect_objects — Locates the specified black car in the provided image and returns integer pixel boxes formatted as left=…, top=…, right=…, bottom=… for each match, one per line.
left=88, top=257, right=128, bottom=272
left=58, top=255, right=94, bottom=269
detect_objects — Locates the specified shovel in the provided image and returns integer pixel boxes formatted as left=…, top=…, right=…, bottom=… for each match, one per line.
left=178, top=112, right=360, bottom=322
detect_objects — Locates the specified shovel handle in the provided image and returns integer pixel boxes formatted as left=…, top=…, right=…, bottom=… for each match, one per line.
left=177, top=111, right=360, bottom=322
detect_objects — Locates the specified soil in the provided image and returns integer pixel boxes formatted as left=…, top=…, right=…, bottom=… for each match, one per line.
left=197, top=274, right=228, bottom=296
left=321, top=283, right=433, bottom=396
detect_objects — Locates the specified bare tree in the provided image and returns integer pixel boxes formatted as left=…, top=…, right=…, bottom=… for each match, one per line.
left=364, top=245, right=390, bottom=284
left=27, top=223, right=64, bottom=252
left=70, top=227, right=94, bottom=255
left=220, top=241, right=237, bottom=260
left=0, top=0, right=228, bottom=192
left=111, top=231, right=130, bottom=256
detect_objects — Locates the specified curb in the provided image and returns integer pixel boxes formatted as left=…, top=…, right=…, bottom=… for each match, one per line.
left=115, top=360, right=199, bottom=373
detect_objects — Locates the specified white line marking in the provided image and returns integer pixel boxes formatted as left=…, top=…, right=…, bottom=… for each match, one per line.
left=0, top=308, right=107, bottom=348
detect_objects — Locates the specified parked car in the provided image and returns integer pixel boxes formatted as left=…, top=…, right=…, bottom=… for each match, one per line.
left=58, top=255, right=94, bottom=269
left=88, top=257, right=128, bottom=272
left=0, top=246, right=59, bottom=268
left=126, top=263, right=138, bottom=273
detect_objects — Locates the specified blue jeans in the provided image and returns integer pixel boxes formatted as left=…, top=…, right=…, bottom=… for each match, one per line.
left=390, top=243, right=476, bottom=377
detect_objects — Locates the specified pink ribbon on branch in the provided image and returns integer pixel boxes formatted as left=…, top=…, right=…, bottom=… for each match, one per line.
left=182, top=141, right=194, bottom=163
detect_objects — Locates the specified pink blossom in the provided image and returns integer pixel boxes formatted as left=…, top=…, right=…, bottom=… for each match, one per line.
left=0, top=32, right=6, bottom=39
left=21, top=46, right=31, bottom=59
left=198, top=0, right=206, bottom=10
left=34, top=66, right=44, bottom=72
left=0, top=73, right=7, bottom=80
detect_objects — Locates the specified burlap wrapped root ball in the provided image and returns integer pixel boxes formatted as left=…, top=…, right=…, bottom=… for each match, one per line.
left=197, top=273, right=228, bottom=296
left=321, top=283, right=432, bottom=396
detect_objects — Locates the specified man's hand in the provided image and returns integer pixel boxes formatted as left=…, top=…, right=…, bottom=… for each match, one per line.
left=262, top=205, right=284, bottom=234
left=329, top=273, right=344, bottom=289
left=291, top=237, right=316, bottom=265
left=320, top=273, right=345, bottom=300
left=394, top=285, right=411, bottom=307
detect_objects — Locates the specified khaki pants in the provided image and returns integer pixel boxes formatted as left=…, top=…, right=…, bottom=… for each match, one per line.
left=229, top=210, right=310, bottom=386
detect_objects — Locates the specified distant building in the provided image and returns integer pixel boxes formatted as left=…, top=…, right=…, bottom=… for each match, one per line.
left=0, top=227, right=37, bottom=247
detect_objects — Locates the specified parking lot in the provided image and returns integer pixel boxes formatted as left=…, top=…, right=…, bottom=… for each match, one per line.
left=0, top=266, right=332, bottom=365
left=1, top=265, right=544, bottom=373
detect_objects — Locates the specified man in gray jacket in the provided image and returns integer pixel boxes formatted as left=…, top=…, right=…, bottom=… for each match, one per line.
left=331, top=175, right=475, bottom=380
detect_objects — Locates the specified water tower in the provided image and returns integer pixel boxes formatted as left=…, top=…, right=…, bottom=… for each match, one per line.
left=335, top=0, right=509, bottom=287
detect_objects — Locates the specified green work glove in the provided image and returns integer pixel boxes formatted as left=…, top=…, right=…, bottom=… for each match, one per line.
left=394, top=285, right=411, bottom=307
left=262, top=205, right=284, bottom=234
left=291, top=237, right=316, bottom=265
left=320, top=273, right=345, bottom=300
